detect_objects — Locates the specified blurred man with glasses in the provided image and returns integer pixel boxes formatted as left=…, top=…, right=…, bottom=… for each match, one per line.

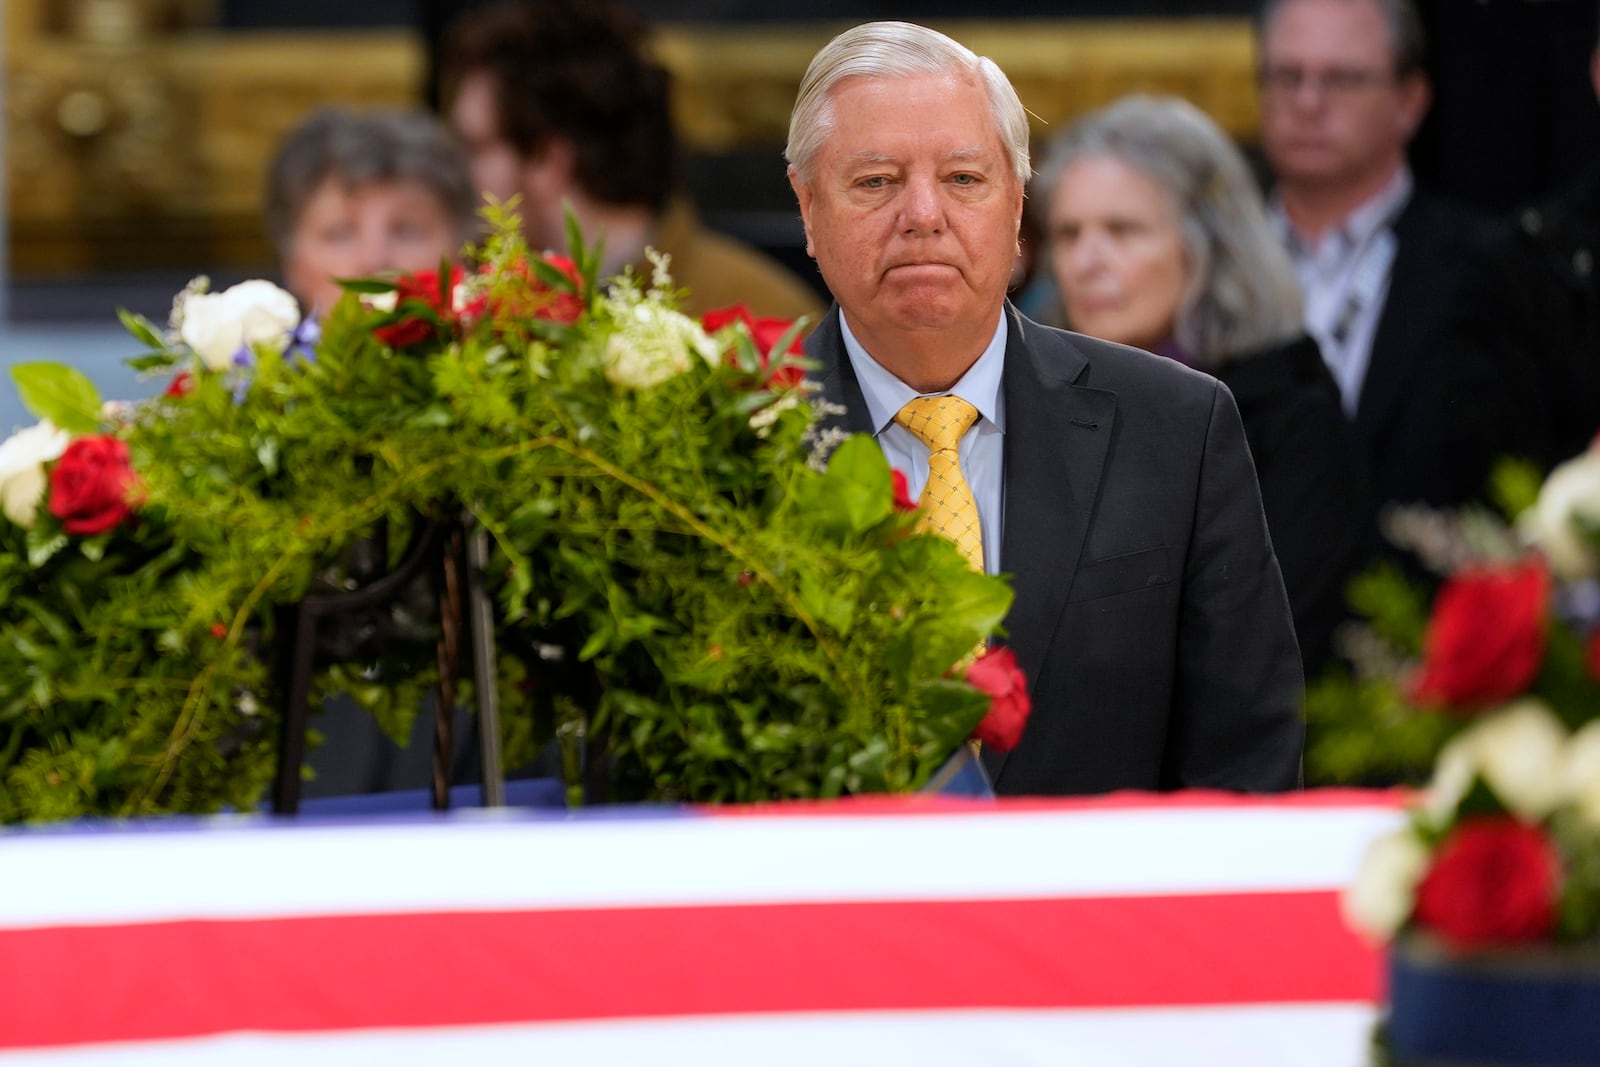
left=1257, top=0, right=1498, bottom=509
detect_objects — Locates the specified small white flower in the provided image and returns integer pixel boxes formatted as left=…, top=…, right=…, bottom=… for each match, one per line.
left=360, top=290, right=399, bottom=313
left=0, top=420, right=71, bottom=528
left=1426, top=699, right=1569, bottom=821
left=1519, top=445, right=1600, bottom=580
left=748, top=390, right=804, bottom=437
left=179, top=280, right=301, bottom=371
left=1342, top=827, right=1430, bottom=941
left=602, top=301, right=718, bottom=390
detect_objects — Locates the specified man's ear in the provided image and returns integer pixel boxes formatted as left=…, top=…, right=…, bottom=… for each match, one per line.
left=788, top=165, right=817, bottom=258
left=1395, top=72, right=1432, bottom=142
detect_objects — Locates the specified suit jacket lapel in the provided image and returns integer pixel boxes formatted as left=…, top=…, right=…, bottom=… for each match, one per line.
left=806, top=306, right=874, bottom=437
left=984, top=308, right=1117, bottom=783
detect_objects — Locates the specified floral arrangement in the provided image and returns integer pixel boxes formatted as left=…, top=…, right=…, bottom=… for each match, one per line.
left=0, top=211, right=1028, bottom=822
left=1345, top=700, right=1600, bottom=949
left=1328, top=442, right=1600, bottom=951
left=1305, top=450, right=1600, bottom=786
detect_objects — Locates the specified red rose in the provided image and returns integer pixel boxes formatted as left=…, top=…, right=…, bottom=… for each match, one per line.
left=702, top=305, right=806, bottom=389
left=1409, top=559, right=1549, bottom=709
left=373, top=265, right=486, bottom=348
left=48, top=436, right=139, bottom=535
left=163, top=371, right=192, bottom=398
left=1586, top=627, right=1600, bottom=684
left=1413, top=816, right=1561, bottom=947
left=966, top=646, right=1031, bottom=751
left=891, top=469, right=918, bottom=513
left=487, top=255, right=584, bottom=325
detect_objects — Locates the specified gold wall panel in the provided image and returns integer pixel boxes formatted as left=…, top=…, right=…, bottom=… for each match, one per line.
left=5, top=3, right=1258, bottom=275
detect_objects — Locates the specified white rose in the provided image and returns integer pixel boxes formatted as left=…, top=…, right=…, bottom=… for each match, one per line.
left=1519, top=446, right=1600, bottom=580
left=1422, top=730, right=1481, bottom=824
left=1426, top=700, right=1569, bottom=821
left=179, top=280, right=301, bottom=371
left=602, top=303, right=718, bottom=390
left=1341, top=827, right=1430, bottom=941
left=0, top=420, right=71, bottom=528
left=1562, top=720, right=1600, bottom=817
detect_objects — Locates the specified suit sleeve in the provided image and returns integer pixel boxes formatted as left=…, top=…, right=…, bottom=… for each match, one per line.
left=1162, top=381, right=1305, bottom=791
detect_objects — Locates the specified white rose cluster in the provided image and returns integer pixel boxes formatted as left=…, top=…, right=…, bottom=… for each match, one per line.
left=1519, top=442, right=1600, bottom=580
left=1342, top=827, right=1430, bottom=942
left=1343, top=698, right=1600, bottom=942
left=0, top=420, right=72, bottom=529
left=174, top=279, right=302, bottom=371
left=602, top=299, right=719, bottom=391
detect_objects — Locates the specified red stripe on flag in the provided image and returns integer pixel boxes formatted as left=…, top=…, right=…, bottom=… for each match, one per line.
left=0, top=891, right=1378, bottom=1051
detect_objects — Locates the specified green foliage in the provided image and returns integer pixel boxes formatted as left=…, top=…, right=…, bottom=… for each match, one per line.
left=11, top=363, right=103, bottom=435
left=1305, top=561, right=1441, bottom=785
left=1307, top=458, right=1600, bottom=786
left=0, top=217, right=1012, bottom=820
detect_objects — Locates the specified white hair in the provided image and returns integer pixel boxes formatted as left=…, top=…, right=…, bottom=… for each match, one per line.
left=785, top=21, right=1031, bottom=187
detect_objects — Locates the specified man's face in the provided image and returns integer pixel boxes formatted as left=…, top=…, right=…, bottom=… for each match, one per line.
left=283, top=177, right=459, bottom=316
left=1258, top=0, right=1428, bottom=194
left=789, top=70, right=1023, bottom=347
left=448, top=72, right=561, bottom=250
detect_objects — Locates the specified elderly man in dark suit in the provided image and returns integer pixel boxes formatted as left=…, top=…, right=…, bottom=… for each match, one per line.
left=786, top=21, right=1303, bottom=796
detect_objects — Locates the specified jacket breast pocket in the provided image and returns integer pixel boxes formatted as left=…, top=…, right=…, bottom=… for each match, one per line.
left=1066, top=545, right=1172, bottom=603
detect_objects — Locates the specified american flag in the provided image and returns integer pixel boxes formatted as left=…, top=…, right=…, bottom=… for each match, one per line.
left=0, top=790, right=1401, bottom=1065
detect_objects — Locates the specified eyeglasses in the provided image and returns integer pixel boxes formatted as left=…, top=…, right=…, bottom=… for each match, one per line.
left=1257, top=65, right=1395, bottom=98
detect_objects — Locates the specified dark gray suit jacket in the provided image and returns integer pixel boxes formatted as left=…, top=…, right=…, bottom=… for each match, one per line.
left=807, top=304, right=1304, bottom=796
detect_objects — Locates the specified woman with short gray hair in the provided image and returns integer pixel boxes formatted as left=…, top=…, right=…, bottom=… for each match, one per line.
left=266, top=107, right=476, bottom=316
left=1036, top=94, right=1375, bottom=677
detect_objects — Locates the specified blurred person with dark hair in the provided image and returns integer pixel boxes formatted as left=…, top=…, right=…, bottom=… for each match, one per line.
left=1037, top=95, right=1376, bottom=679
left=267, top=106, right=476, bottom=317
left=1256, top=0, right=1498, bottom=508
left=440, top=0, right=823, bottom=321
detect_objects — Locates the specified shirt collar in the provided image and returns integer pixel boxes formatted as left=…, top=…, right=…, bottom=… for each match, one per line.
left=839, top=311, right=1008, bottom=435
left=1270, top=167, right=1413, bottom=257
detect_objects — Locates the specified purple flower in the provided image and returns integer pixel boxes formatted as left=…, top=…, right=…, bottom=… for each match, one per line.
left=230, top=344, right=255, bottom=404
left=285, top=317, right=321, bottom=365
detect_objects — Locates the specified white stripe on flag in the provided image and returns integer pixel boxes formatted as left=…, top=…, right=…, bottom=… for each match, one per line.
left=0, top=804, right=1403, bottom=929
left=0, top=1005, right=1379, bottom=1067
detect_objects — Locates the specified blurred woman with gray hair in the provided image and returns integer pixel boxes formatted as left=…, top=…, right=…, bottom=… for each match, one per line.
left=1036, top=94, right=1375, bottom=677
left=266, top=107, right=477, bottom=317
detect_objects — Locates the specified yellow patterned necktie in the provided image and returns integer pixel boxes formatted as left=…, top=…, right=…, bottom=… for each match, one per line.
left=895, top=395, right=984, bottom=573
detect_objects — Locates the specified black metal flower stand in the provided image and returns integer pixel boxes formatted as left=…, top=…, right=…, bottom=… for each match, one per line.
left=270, top=513, right=504, bottom=815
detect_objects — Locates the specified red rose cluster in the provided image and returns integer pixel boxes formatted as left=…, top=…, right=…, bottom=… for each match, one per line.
left=372, top=266, right=484, bottom=349
left=48, top=435, right=139, bottom=535
left=701, top=305, right=806, bottom=390
left=1410, top=558, right=1551, bottom=710
left=1413, top=816, right=1562, bottom=947
left=373, top=256, right=584, bottom=349
left=966, top=646, right=1031, bottom=751
left=488, top=254, right=584, bottom=326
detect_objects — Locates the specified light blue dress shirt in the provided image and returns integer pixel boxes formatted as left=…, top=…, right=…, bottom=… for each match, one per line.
left=839, top=313, right=1007, bottom=575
